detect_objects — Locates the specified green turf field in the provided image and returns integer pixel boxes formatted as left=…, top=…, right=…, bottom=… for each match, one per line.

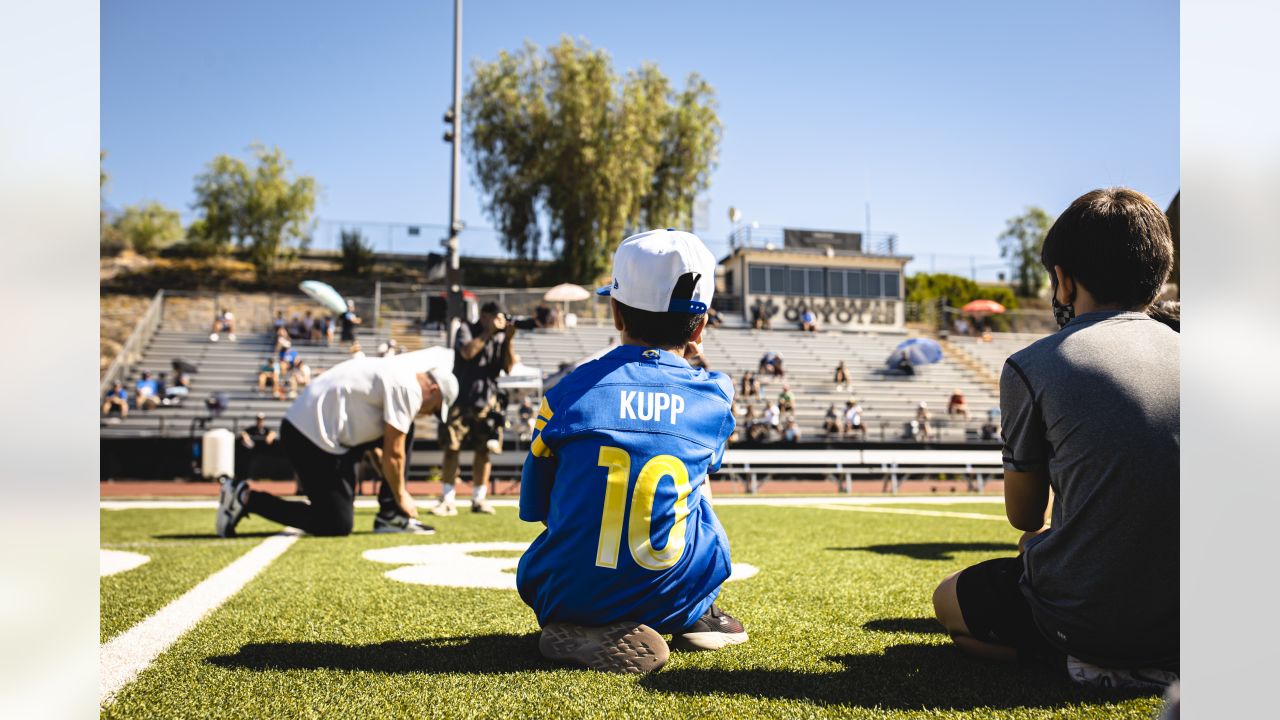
left=100, top=502, right=1165, bottom=719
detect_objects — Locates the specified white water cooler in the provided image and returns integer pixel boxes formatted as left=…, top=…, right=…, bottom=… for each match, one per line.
left=201, top=428, right=236, bottom=480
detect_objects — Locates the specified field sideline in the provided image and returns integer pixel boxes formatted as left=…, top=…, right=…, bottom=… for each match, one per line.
left=100, top=499, right=1164, bottom=719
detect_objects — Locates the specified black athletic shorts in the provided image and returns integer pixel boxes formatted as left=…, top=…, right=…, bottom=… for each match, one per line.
left=955, top=556, right=1064, bottom=667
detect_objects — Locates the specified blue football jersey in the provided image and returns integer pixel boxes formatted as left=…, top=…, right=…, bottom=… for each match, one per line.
left=516, top=344, right=736, bottom=633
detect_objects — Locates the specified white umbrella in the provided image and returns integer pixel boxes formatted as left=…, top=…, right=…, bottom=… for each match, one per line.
left=543, top=283, right=590, bottom=302
left=299, top=280, right=348, bottom=315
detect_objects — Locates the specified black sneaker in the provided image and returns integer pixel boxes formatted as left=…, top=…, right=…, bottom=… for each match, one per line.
left=672, top=604, right=748, bottom=650
left=373, top=513, right=436, bottom=535
left=216, top=477, right=249, bottom=538
left=539, top=621, right=669, bottom=674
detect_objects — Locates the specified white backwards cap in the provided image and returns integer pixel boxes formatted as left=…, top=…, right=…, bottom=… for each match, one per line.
left=596, top=229, right=716, bottom=314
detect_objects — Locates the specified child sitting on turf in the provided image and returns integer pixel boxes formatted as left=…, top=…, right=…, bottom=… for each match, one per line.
left=516, top=229, right=747, bottom=674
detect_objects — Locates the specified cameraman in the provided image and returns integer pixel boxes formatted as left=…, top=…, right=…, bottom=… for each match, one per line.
left=432, top=301, right=516, bottom=516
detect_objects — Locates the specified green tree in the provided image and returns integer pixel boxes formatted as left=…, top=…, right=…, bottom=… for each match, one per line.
left=998, top=206, right=1054, bottom=297
left=465, top=38, right=722, bottom=283
left=339, top=228, right=376, bottom=276
left=188, top=144, right=317, bottom=278
left=114, top=201, right=184, bottom=256
left=100, top=150, right=126, bottom=255
left=905, top=272, right=1018, bottom=311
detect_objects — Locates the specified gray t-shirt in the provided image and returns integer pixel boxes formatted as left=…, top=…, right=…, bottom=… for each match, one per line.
left=1002, top=310, right=1179, bottom=667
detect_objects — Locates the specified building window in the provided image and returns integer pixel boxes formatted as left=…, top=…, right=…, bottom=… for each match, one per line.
left=749, top=266, right=766, bottom=294
left=806, top=268, right=824, bottom=296
left=881, top=271, right=900, bottom=298
left=828, top=270, right=844, bottom=297
left=768, top=266, right=787, bottom=295
left=865, top=271, right=881, bottom=298
left=788, top=268, right=806, bottom=296
left=846, top=270, right=863, bottom=297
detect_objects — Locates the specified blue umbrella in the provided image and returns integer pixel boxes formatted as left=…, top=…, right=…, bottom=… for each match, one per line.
left=886, top=337, right=943, bottom=368
left=299, top=280, right=348, bottom=315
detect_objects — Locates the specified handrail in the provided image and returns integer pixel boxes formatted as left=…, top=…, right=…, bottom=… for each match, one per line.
left=100, top=289, right=166, bottom=397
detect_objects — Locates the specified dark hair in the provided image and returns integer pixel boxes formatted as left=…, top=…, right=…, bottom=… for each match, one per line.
left=1147, top=300, right=1180, bottom=332
left=614, top=301, right=704, bottom=350
left=1041, top=188, right=1173, bottom=308
left=480, top=301, right=504, bottom=315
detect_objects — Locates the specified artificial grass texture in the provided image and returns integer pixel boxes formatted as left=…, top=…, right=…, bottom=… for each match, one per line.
left=100, top=508, right=281, bottom=642
left=101, top=504, right=1165, bottom=719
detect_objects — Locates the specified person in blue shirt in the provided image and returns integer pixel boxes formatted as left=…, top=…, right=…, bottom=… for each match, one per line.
left=517, top=229, right=748, bottom=674
left=134, top=371, right=160, bottom=411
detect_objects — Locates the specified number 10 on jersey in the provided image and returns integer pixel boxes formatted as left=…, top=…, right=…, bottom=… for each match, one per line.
left=595, top=446, right=692, bottom=571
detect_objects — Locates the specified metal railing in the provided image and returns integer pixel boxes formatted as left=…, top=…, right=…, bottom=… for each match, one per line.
left=100, top=289, right=165, bottom=396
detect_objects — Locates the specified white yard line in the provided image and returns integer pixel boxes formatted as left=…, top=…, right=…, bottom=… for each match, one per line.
left=101, top=495, right=1002, bottom=511
left=809, top=504, right=1008, bottom=521
left=99, top=530, right=300, bottom=707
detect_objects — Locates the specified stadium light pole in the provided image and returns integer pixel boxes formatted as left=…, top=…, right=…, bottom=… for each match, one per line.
left=443, top=0, right=464, bottom=348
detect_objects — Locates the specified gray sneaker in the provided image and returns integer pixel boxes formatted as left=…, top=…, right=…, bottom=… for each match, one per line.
left=1066, top=656, right=1179, bottom=690
left=216, top=477, right=248, bottom=538
left=539, top=621, right=669, bottom=674
left=671, top=604, right=749, bottom=650
left=373, top=514, right=436, bottom=535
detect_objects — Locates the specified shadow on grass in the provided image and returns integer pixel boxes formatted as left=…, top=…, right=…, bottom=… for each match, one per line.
left=640, top=643, right=1154, bottom=711
left=153, top=532, right=283, bottom=540
left=207, top=634, right=546, bottom=674
left=829, top=542, right=1016, bottom=561
left=862, top=617, right=946, bottom=635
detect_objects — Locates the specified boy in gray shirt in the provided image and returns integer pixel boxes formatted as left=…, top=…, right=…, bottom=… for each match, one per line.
left=932, top=188, right=1179, bottom=689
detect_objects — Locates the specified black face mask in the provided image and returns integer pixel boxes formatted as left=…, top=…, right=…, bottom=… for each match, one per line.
left=1051, top=278, right=1077, bottom=330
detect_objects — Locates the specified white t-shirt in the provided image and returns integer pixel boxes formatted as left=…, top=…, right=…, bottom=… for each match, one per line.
left=284, top=356, right=423, bottom=454
left=844, top=406, right=862, bottom=426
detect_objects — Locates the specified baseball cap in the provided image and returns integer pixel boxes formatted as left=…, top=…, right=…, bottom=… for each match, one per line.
left=426, top=368, right=458, bottom=422
left=596, top=229, right=716, bottom=314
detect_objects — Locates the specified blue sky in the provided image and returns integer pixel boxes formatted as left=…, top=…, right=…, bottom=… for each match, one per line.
left=101, top=0, right=1178, bottom=279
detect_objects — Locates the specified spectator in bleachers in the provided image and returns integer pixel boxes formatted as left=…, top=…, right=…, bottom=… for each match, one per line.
left=378, top=338, right=401, bottom=357
left=288, top=313, right=305, bottom=339
left=799, top=308, right=819, bottom=332
left=273, top=325, right=291, bottom=355
left=258, top=356, right=284, bottom=400
left=751, top=300, right=771, bottom=330
left=913, top=402, right=932, bottom=441
left=933, top=188, right=1179, bottom=685
left=171, top=359, right=195, bottom=387
left=288, top=359, right=312, bottom=399
left=238, top=413, right=279, bottom=480
left=947, top=389, right=971, bottom=421
left=310, top=314, right=327, bottom=343
left=782, top=417, right=801, bottom=444
left=739, top=371, right=761, bottom=400
left=535, top=302, right=553, bottom=329
left=833, top=360, right=850, bottom=391
left=301, top=311, right=316, bottom=341
left=894, top=349, right=916, bottom=376
left=517, top=395, right=536, bottom=441
left=210, top=307, right=236, bottom=342
left=980, top=415, right=1000, bottom=441
left=823, top=403, right=841, bottom=435
left=134, top=371, right=161, bottom=411
left=843, top=399, right=867, bottom=440
left=161, top=371, right=188, bottom=404
left=743, top=404, right=769, bottom=443
left=340, top=299, right=362, bottom=342
left=777, top=384, right=795, bottom=415
left=280, top=346, right=299, bottom=368
left=954, top=316, right=971, bottom=336
left=102, top=381, right=129, bottom=419
left=758, top=351, right=785, bottom=378
left=272, top=310, right=286, bottom=333
left=705, top=305, right=722, bottom=329
left=761, top=401, right=781, bottom=438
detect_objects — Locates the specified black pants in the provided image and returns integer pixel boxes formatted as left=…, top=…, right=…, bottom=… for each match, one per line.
left=245, top=419, right=414, bottom=536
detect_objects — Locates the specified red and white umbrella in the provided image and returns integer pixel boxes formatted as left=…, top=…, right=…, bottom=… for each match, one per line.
left=961, top=299, right=1006, bottom=314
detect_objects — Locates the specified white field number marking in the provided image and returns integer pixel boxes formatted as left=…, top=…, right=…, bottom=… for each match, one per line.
left=363, top=541, right=758, bottom=590
left=101, top=549, right=150, bottom=577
